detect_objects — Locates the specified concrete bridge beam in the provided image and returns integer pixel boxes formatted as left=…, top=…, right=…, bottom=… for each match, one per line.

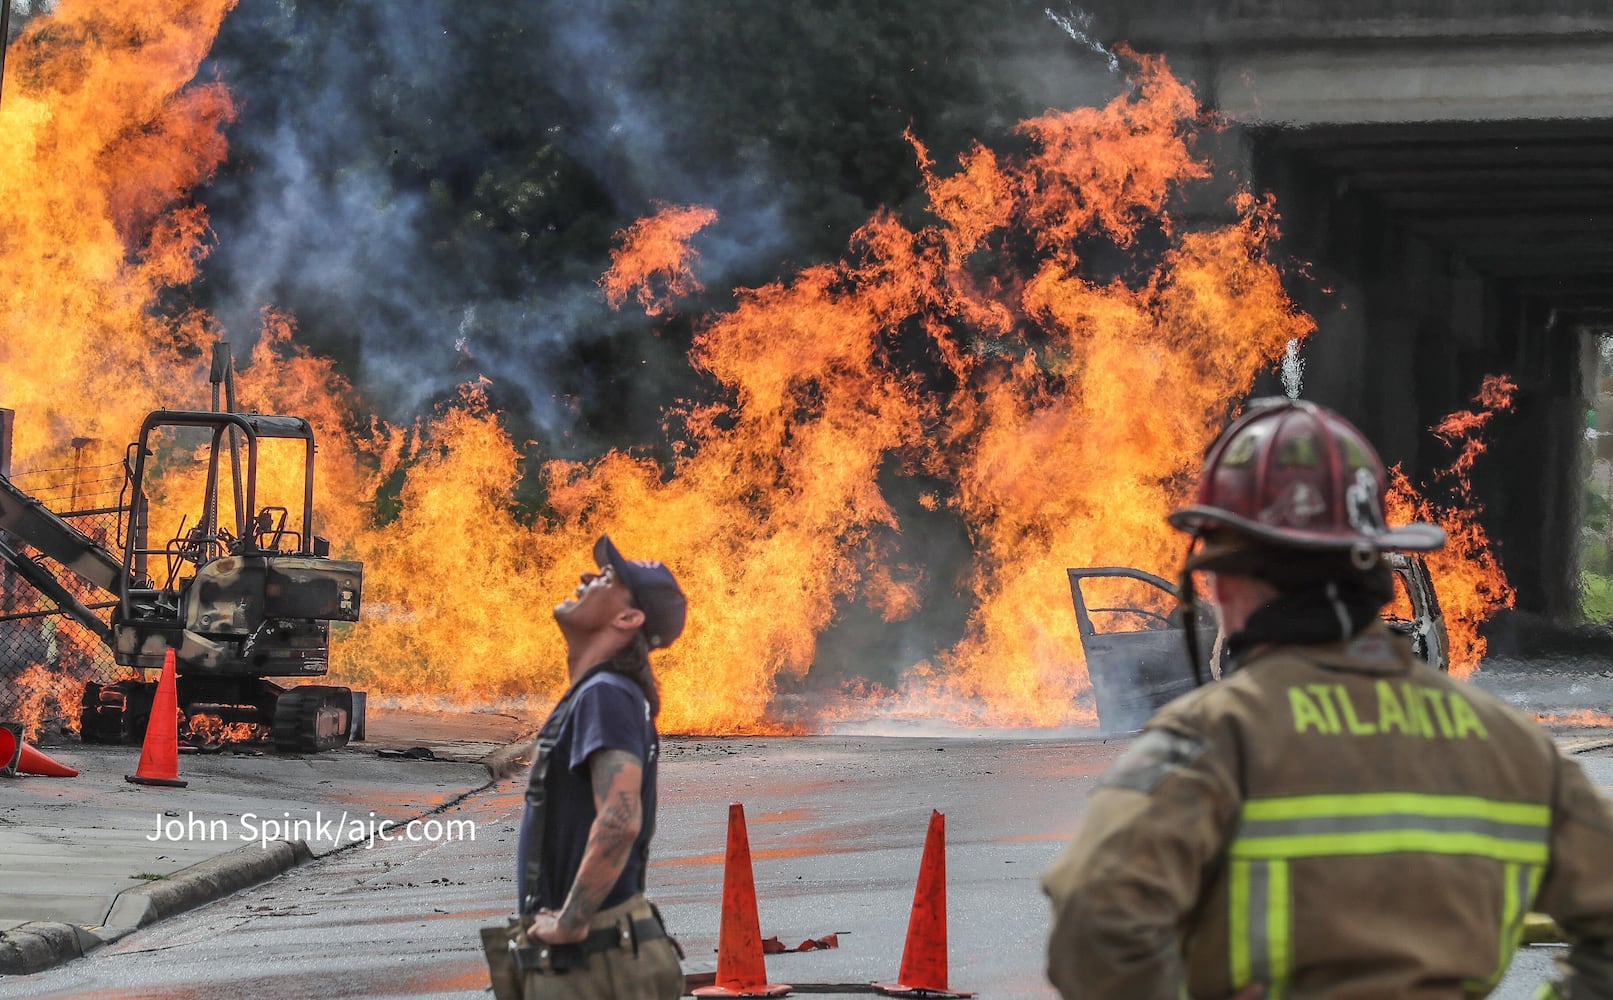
left=1209, top=40, right=1613, bottom=125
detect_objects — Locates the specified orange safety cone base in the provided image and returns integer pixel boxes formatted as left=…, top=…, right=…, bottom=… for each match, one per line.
left=125, top=773, right=187, bottom=787
left=691, top=984, right=792, bottom=998
left=17, top=741, right=79, bottom=778
left=870, top=982, right=974, bottom=998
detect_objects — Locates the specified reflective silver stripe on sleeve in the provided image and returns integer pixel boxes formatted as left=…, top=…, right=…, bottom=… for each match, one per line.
left=1246, top=860, right=1271, bottom=981
left=1100, top=728, right=1207, bottom=794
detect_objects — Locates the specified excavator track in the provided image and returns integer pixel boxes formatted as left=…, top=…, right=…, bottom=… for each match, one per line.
left=272, top=685, right=353, bottom=754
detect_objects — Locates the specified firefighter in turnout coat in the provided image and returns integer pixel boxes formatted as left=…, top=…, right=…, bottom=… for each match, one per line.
left=1042, top=398, right=1613, bottom=1000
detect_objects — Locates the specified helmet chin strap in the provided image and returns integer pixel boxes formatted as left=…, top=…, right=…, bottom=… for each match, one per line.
left=1179, top=539, right=1208, bottom=689
left=1326, top=581, right=1352, bottom=641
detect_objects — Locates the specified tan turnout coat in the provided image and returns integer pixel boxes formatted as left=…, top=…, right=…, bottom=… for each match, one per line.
left=1043, top=623, right=1613, bottom=1000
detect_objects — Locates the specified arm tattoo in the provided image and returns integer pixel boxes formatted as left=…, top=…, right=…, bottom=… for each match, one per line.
left=557, top=748, right=643, bottom=931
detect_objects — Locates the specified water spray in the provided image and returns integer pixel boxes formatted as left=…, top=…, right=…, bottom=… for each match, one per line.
left=0, top=0, right=11, bottom=112
left=1045, top=7, right=1120, bottom=74
left=1281, top=338, right=1305, bottom=399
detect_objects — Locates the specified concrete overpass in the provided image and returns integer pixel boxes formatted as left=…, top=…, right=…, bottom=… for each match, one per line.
left=1090, top=0, right=1613, bottom=631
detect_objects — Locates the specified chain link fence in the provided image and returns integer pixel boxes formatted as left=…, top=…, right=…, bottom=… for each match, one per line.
left=0, top=462, right=134, bottom=736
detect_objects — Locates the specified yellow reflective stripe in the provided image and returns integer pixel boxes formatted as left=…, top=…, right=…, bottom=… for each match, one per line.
left=1464, top=862, right=1531, bottom=993
left=1266, top=860, right=1290, bottom=1000
left=1229, top=859, right=1252, bottom=988
left=1531, top=984, right=1565, bottom=1000
left=1501, top=861, right=1522, bottom=968
left=1493, top=865, right=1543, bottom=989
left=1239, top=812, right=1546, bottom=847
left=1228, top=793, right=1550, bottom=991
left=1242, top=793, right=1549, bottom=826
left=1229, top=858, right=1291, bottom=998
left=1234, top=793, right=1549, bottom=864
left=1231, top=829, right=1548, bottom=864
left=1498, top=863, right=1524, bottom=979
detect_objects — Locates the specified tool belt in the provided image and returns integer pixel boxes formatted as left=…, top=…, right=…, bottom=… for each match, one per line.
left=509, top=914, right=671, bottom=974
left=483, top=903, right=681, bottom=998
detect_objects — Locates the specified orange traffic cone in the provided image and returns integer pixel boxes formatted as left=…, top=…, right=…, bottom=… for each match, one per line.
left=872, top=810, right=973, bottom=998
left=0, top=723, right=19, bottom=776
left=125, top=649, right=187, bottom=788
left=0, top=721, right=78, bottom=777
left=692, top=803, right=791, bottom=998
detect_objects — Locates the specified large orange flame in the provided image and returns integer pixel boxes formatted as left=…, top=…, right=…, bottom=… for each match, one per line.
left=8, top=663, right=83, bottom=742
left=3, top=7, right=1511, bottom=736
left=590, top=59, right=1311, bottom=729
left=1, top=0, right=235, bottom=469
left=1386, top=375, right=1519, bottom=676
left=599, top=204, right=719, bottom=316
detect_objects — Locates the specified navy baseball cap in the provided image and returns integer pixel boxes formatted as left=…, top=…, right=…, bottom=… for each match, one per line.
left=593, top=535, right=687, bottom=650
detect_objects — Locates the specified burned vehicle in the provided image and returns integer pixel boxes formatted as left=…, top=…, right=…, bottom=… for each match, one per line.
left=1069, top=553, right=1447, bottom=734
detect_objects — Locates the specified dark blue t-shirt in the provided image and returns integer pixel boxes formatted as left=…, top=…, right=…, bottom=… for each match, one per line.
left=515, top=671, right=658, bottom=913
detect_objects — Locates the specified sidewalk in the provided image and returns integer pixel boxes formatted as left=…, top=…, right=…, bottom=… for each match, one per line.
left=0, top=707, right=536, bottom=974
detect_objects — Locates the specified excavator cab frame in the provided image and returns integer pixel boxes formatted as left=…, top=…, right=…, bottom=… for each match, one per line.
left=119, top=410, right=318, bottom=610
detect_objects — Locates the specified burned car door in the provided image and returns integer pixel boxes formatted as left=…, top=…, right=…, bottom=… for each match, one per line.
left=1067, top=567, right=1213, bottom=736
left=1383, top=552, right=1448, bottom=672
left=1070, top=555, right=1448, bottom=735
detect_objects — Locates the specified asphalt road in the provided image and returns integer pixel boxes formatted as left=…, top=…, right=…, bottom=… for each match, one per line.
left=0, top=732, right=1604, bottom=999
left=0, top=735, right=1116, bottom=999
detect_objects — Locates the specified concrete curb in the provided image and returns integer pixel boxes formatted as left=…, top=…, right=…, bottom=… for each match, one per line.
left=102, top=838, right=314, bottom=932
left=0, top=840, right=311, bottom=975
left=0, top=922, right=101, bottom=975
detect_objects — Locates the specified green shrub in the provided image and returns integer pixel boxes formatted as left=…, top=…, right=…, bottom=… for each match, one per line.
left=1583, top=570, right=1613, bottom=623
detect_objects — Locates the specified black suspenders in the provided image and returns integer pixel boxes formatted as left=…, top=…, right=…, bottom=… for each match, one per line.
left=520, top=665, right=609, bottom=915
left=520, top=665, right=655, bottom=915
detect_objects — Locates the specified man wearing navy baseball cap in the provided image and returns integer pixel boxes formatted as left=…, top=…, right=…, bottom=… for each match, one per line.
left=589, top=534, right=687, bottom=653
left=507, top=535, right=687, bottom=999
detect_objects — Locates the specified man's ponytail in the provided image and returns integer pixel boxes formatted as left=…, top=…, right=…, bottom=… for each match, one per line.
left=601, top=632, right=660, bottom=718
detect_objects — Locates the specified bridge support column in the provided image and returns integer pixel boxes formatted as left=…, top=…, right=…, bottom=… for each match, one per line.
left=1479, top=300, right=1591, bottom=619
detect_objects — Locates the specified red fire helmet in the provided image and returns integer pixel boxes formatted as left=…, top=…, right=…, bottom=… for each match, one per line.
left=1168, top=398, right=1445, bottom=555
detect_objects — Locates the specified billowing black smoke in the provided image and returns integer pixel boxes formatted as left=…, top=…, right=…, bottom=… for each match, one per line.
left=190, top=0, right=1121, bottom=462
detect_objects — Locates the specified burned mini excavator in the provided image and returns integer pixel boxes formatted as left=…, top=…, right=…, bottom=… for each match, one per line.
left=0, top=361, right=363, bottom=752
